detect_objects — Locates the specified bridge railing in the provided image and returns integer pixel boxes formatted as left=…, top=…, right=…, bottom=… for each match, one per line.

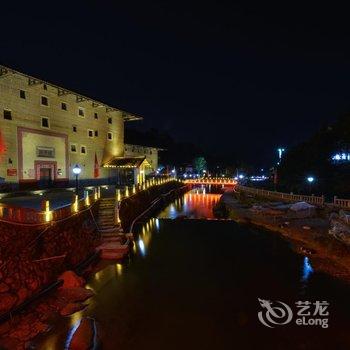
left=184, top=177, right=237, bottom=185
left=333, top=197, right=350, bottom=209
left=236, top=185, right=325, bottom=206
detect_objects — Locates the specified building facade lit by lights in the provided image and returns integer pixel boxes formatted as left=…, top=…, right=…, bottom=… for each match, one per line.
left=0, top=65, right=147, bottom=189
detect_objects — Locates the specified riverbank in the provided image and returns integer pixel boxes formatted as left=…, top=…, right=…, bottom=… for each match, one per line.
left=219, top=190, right=350, bottom=282
left=0, top=181, right=189, bottom=349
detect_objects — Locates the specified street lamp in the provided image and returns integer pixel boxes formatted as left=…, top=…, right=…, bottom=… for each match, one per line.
left=72, top=164, right=81, bottom=194
left=307, top=176, right=314, bottom=183
left=277, top=148, right=285, bottom=164
left=306, top=176, right=315, bottom=194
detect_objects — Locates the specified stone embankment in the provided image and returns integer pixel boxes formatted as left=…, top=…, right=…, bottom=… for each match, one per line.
left=0, top=180, right=188, bottom=348
left=218, top=190, right=350, bottom=282
left=119, top=180, right=188, bottom=231
left=0, top=201, right=100, bottom=317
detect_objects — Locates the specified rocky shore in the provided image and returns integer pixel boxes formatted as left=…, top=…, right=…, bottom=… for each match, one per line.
left=218, top=190, right=350, bottom=283
left=0, top=269, right=97, bottom=349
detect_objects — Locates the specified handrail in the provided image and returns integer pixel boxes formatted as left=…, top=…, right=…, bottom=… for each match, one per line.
left=236, top=185, right=325, bottom=206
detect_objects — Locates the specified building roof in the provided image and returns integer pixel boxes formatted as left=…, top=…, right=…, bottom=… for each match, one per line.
left=0, top=65, right=142, bottom=122
left=103, top=156, right=151, bottom=168
left=125, top=143, right=166, bottom=151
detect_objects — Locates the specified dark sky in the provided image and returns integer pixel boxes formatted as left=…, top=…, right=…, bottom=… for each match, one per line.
left=2, top=1, right=350, bottom=166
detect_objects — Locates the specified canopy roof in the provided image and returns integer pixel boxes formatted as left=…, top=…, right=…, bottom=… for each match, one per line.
left=103, top=156, right=151, bottom=168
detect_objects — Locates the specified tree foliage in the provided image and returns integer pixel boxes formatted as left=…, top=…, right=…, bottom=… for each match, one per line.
left=278, top=114, right=350, bottom=197
left=193, top=157, right=207, bottom=173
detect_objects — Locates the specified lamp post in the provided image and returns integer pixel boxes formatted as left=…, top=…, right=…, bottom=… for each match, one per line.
left=72, top=164, right=81, bottom=194
left=306, top=176, right=315, bottom=194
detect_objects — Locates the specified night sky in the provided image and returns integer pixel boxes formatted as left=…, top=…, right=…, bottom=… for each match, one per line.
left=2, top=2, right=350, bottom=166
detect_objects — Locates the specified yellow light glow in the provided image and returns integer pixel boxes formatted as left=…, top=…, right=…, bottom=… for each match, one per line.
left=116, top=263, right=123, bottom=276
left=73, top=195, right=79, bottom=213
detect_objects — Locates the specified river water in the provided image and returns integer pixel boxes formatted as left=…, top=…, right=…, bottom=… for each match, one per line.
left=36, top=187, right=350, bottom=349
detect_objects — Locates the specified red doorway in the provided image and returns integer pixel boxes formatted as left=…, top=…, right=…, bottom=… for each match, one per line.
left=34, top=161, right=57, bottom=188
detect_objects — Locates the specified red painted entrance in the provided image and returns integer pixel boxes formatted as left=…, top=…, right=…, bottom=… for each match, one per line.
left=34, top=161, right=57, bottom=187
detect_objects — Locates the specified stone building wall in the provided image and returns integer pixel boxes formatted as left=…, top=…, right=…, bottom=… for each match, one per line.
left=124, top=144, right=161, bottom=173
left=0, top=202, right=100, bottom=315
left=0, top=69, right=131, bottom=187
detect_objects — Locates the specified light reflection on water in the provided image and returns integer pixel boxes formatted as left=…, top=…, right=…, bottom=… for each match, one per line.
left=158, top=188, right=221, bottom=219
left=36, top=187, right=335, bottom=350
left=302, top=256, right=314, bottom=282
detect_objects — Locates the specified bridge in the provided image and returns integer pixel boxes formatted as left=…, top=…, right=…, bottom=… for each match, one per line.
left=184, top=178, right=237, bottom=186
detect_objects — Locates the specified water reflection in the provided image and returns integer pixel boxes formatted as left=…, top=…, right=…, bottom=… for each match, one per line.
left=34, top=189, right=350, bottom=350
left=158, top=188, right=221, bottom=219
left=301, top=256, right=314, bottom=282
left=138, top=239, right=146, bottom=256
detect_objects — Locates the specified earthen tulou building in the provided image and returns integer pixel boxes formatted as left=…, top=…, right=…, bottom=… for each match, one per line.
left=0, top=65, right=162, bottom=190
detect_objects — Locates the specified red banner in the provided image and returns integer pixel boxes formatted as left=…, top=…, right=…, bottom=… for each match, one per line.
left=94, top=153, right=100, bottom=178
left=0, top=130, right=6, bottom=154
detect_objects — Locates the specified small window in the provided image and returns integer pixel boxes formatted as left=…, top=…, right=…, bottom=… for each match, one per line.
left=61, top=102, right=67, bottom=111
left=3, top=109, right=12, bottom=120
left=81, top=145, right=87, bottom=154
left=107, top=132, right=113, bottom=141
left=43, top=84, right=47, bottom=90
left=20, top=90, right=26, bottom=99
left=108, top=117, right=112, bottom=124
left=41, top=96, right=48, bottom=106
left=88, top=129, right=94, bottom=138
left=78, top=107, right=85, bottom=117
left=41, top=117, right=50, bottom=128
left=70, top=144, right=77, bottom=153
left=72, top=125, right=77, bottom=132
left=94, top=130, right=98, bottom=137
left=94, top=113, right=98, bottom=119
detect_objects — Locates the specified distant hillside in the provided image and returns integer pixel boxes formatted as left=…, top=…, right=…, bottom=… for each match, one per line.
left=278, top=114, right=350, bottom=197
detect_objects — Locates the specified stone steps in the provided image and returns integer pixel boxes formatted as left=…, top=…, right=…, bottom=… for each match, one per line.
left=98, top=197, right=117, bottom=231
left=96, top=238, right=130, bottom=260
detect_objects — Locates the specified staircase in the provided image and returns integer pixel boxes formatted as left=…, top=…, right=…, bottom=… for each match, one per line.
left=98, top=197, right=118, bottom=233
left=96, top=197, right=131, bottom=259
